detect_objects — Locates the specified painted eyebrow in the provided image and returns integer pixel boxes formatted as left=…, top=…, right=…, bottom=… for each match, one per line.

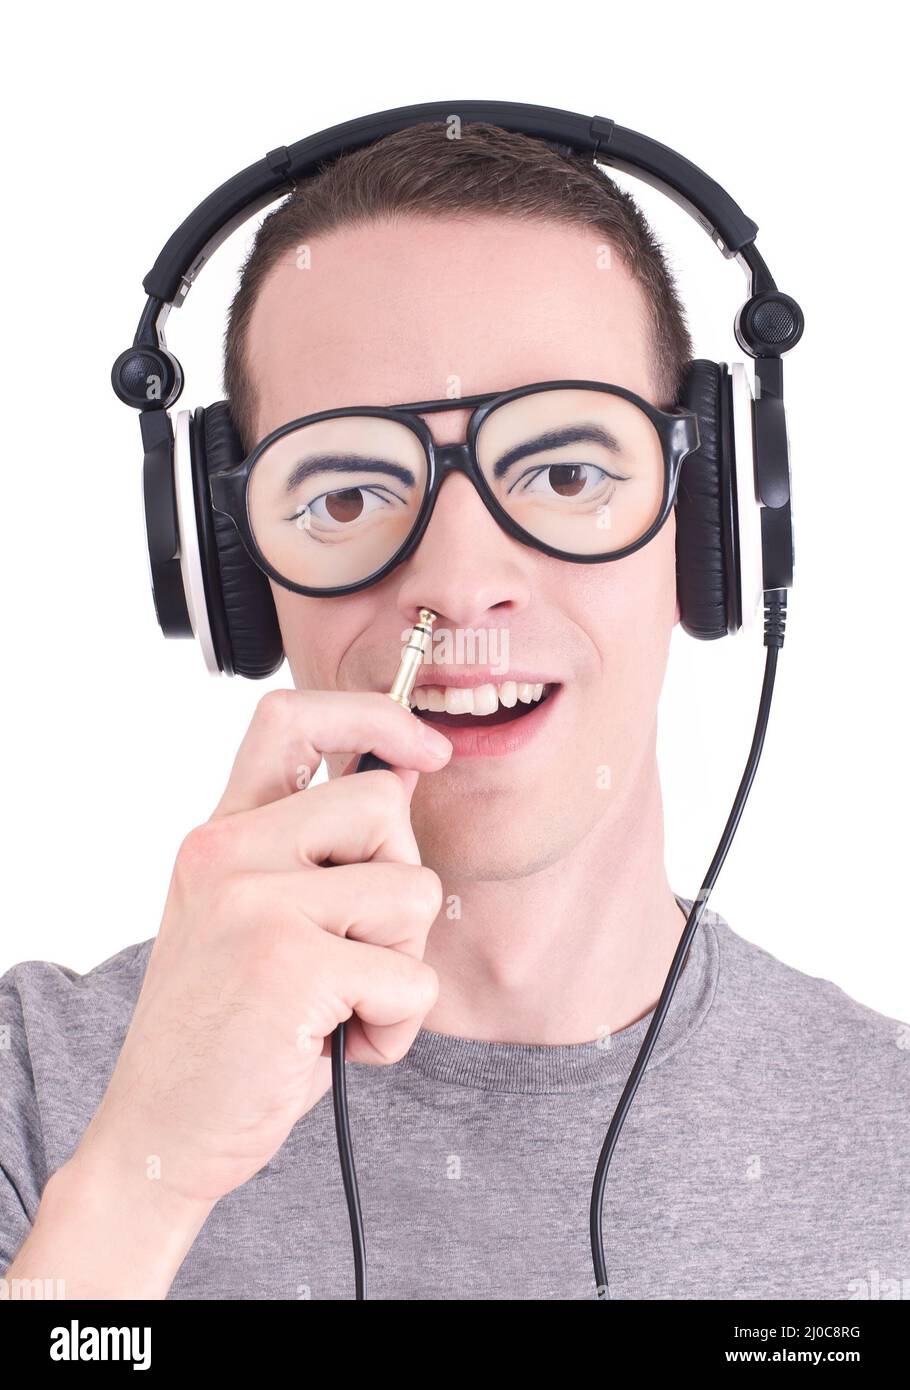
left=284, top=454, right=418, bottom=492
left=492, top=426, right=623, bottom=480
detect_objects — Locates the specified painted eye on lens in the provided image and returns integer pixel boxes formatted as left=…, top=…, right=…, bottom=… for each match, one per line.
left=508, top=462, right=628, bottom=498
left=287, top=485, right=405, bottom=530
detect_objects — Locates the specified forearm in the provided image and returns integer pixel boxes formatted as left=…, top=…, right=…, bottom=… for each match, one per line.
left=3, top=1144, right=216, bottom=1300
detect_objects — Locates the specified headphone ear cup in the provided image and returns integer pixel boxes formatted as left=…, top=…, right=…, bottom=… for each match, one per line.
left=674, top=359, right=740, bottom=640
left=193, top=401, right=284, bottom=679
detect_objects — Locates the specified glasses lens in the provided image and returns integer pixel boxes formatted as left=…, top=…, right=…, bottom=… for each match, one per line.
left=475, top=388, right=666, bottom=556
left=248, top=415, right=428, bottom=590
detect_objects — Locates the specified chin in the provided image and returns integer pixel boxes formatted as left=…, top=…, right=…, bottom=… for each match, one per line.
left=412, top=792, right=594, bottom=884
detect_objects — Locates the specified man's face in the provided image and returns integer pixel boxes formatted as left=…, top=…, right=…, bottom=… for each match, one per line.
left=246, top=215, right=680, bottom=880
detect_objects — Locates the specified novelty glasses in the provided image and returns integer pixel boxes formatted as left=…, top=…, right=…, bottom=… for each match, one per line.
left=209, top=380, right=700, bottom=596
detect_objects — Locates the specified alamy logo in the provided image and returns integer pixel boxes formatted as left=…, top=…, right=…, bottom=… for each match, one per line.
left=846, top=1266, right=910, bottom=1300
left=49, top=1321, right=151, bottom=1370
left=408, top=625, right=510, bottom=676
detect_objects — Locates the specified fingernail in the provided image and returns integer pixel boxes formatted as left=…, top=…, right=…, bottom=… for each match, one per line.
left=418, top=722, right=452, bottom=758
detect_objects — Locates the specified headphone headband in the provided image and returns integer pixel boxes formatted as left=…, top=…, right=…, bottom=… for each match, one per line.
left=141, top=101, right=767, bottom=311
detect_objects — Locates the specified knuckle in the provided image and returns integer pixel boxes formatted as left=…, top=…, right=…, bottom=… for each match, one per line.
left=174, top=819, right=234, bottom=884
left=409, top=960, right=440, bottom=1014
left=383, top=1033, right=417, bottom=1065
left=248, top=915, right=299, bottom=974
left=243, top=894, right=318, bottom=978
left=211, top=869, right=262, bottom=926
left=408, top=866, right=443, bottom=922
left=180, top=870, right=256, bottom=943
left=253, top=687, right=298, bottom=734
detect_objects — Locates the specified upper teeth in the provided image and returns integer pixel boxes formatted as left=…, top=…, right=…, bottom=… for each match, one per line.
left=410, top=681, right=548, bottom=715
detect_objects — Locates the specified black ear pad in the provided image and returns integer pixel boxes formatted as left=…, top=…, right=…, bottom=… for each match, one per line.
left=674, top=359, right=737, bottom=641
left=192, top=401, right=284, bottom=679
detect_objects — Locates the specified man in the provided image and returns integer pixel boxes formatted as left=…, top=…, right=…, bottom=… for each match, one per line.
left=2, top=123, right=907, bottom=1301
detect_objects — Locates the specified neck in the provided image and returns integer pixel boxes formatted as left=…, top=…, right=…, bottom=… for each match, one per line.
left=420, top=741, right=685, bottom=1045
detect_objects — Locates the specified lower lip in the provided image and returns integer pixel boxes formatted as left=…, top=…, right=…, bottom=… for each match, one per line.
left=413, top=686, right=561, bottom=759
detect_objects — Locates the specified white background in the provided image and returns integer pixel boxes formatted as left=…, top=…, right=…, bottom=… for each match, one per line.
left=1, top=1, right=906, bottom=1021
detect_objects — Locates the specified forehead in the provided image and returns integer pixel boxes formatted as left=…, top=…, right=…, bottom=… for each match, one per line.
left=245, top=215, right=656, bottom=441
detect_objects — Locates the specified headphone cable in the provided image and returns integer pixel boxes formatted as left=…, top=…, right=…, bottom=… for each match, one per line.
left=589, top=589, right=787, bottom=1296
left=330, top=1019, right=367, bottom=1300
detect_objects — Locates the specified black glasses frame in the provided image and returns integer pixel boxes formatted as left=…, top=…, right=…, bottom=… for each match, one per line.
left=209, top=379, right=700, bottom=598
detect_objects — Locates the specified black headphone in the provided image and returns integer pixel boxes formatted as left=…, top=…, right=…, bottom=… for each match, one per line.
left=111, top=100, right=803, bottom=677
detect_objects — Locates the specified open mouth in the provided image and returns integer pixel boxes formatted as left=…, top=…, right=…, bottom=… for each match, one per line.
left=410, top=681, right=558, bottom=729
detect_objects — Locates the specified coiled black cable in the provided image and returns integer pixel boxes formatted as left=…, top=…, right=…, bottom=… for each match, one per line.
left=589, top=590, right=787, bottom=1297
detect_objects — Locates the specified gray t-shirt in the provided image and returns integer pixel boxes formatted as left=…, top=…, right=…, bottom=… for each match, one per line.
left=1, top=896, right=908, bottom=1301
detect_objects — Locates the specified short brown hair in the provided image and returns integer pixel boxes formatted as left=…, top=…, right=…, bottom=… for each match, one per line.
left=223, top=121, right=694, bottom=455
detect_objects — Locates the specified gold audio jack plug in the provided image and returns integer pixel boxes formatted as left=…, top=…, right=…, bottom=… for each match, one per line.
left=355, top=609, right=438, bottom=771
left=387, top=608, right=438, bottom=709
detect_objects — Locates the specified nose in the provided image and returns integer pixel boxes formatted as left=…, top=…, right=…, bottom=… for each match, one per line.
left=396, top=465, right=533, bottom=631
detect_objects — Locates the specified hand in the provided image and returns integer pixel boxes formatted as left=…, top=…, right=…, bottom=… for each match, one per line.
left=74, top=689, right=452, bottom=1208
